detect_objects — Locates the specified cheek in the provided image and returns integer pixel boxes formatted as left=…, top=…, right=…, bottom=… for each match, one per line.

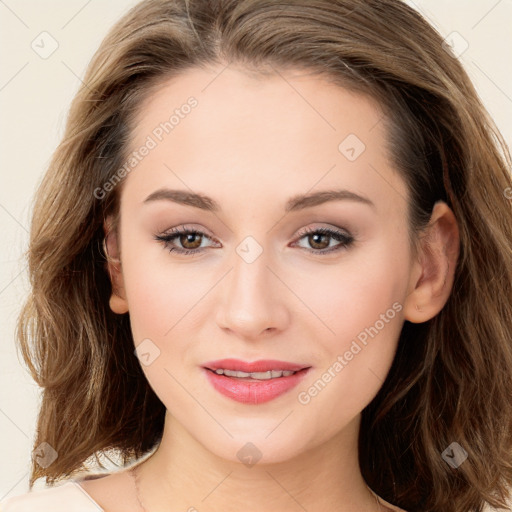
left=119, top=249, right=210, bottom=403
left=121, top=253, right=205, bottom=344
left=295, top=231, right=409, bottom=342
left=116, top=212, right=199, bottom=341
left=294, top=234, right=409, bottom=410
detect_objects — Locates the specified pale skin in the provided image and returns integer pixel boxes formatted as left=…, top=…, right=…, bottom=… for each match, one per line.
left=80, top=64, right=459, bottom=512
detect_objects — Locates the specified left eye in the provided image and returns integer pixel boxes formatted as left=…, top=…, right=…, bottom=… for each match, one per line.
left=155, top=225, right=354, bottom=256
left=292, top=226, right=354, bottom=255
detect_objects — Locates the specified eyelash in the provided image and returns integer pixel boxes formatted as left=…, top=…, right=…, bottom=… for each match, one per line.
left=154, top=225, right=355, bottom=256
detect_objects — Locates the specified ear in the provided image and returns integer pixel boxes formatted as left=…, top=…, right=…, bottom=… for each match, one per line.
left=403, top=201, right=460, bottom=323
left=103, top=215, right=129, bottom=315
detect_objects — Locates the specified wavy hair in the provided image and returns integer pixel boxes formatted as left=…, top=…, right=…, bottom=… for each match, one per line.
left=16, top=1, right=512, bottom=510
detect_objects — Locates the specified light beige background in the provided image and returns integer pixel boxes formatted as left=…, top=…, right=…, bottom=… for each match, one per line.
left=0, top=0, right=511, bottom=506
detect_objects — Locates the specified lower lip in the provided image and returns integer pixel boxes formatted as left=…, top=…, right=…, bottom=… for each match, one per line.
left=203, top=367, right=311, bottom=405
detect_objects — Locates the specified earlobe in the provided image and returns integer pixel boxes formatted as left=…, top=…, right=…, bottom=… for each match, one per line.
left=103, top=216, right=129, bottom=315
left=403, top=201, right=460, bottom=324
left=109, top=293, right=129, bottom=315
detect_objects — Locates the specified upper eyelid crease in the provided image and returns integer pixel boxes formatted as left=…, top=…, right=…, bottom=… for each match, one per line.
left=143, top=188, right=375, bottom=212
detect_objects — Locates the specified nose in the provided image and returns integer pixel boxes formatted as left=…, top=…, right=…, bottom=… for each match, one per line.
left=214, top=245, right=290, bottom=341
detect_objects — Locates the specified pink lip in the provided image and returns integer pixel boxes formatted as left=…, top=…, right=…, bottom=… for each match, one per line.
left=201, top=359, right=312, bottom=405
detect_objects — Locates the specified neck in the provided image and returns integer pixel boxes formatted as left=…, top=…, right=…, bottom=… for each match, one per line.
left=132, top=412, right=381, bottom=512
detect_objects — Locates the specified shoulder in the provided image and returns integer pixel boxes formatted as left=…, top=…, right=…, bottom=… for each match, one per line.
left=0, top=469, right=139, bottom=512
left=0, top=481, right=104, bottom=512
left=77, top=469, right=139, bottom=511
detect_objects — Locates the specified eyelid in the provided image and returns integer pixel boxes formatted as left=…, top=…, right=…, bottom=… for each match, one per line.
left=294, top=223, right=352, bottom=238
left=159, top=224, right=217, bottom=241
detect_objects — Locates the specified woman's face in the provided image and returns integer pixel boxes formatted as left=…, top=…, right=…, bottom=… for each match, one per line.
left=112, top=65, right=417, bottom=463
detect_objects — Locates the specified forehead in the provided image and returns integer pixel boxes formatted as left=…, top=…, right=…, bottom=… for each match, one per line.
left=131, top=64, right=386, bottom=147
left=122, top=65, right=407, bottom=216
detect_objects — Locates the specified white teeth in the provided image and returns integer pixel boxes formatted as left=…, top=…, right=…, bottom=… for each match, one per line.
left=213, top=369, right=297, bottom=379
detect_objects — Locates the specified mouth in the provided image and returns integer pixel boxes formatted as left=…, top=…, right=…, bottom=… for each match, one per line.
left=202, top=358, right=311, bottom=379
left=201, top=359, right=312, bottom=404
left=206, top=368, right=300, bottom=380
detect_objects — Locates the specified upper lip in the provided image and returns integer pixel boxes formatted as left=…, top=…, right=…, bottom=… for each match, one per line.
left=202, top=358, right=311, bottom=373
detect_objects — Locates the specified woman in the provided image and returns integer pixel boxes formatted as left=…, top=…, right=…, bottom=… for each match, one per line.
left=2, top=0, right=511, bottom=511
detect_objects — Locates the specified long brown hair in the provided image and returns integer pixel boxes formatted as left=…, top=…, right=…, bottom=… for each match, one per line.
left=17, top=1, right=512, bottom=510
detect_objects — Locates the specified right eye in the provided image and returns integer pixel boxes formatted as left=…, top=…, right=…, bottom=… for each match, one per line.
left=155, top=225, right=220, bottom=255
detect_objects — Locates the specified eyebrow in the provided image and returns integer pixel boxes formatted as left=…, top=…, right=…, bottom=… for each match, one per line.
left=143, top=188, right=375, bottom=212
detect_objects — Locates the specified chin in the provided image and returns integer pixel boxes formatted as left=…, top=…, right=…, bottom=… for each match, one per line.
left=193, top=427, right=314, bottom=467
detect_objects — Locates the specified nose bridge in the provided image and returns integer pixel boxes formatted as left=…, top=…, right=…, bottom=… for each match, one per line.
left=214, top=234, right=288, bottom=336
left=228, top=235, right=275, bottom=308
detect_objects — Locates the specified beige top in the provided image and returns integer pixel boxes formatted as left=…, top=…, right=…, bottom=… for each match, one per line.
left=0, top=481, right=104, bottom=511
